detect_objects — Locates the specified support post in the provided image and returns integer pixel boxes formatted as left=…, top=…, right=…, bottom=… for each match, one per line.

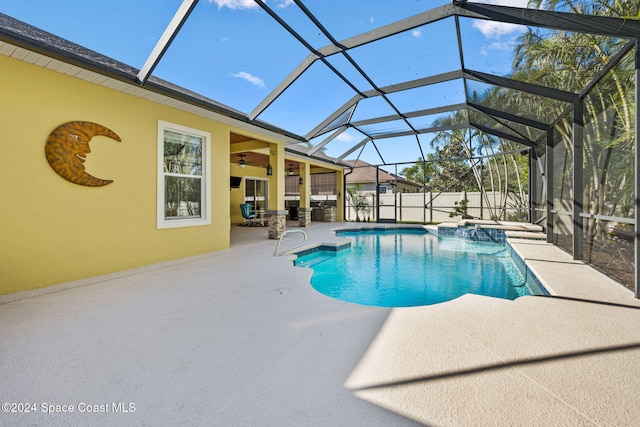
left=573, top=99, right=584, bottom=260
left=429, top=191, right=433, bottom=223
left=298, top=207, right=312, bottom=227
left=268, top=143, right=285, bottom=211
left=423, top=160, right=427, bottom=224
left=267, top=143, right=286, bottom=239
left=529, top=149, right=535, bottom=223
left=267, top=210, right=288, bottom=239
left=546, top=129, right=554, bottom=243
left=375, top=166, right=380, bottom=222
left=423, top=189, right=426, bottom=224
left=480, top=171, right=484, bottom=219
left=635, top=40, right=640, bottom=298
left=299, top=162, right=311, bottom=227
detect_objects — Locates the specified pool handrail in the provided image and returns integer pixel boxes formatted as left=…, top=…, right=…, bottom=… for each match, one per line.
left=273, top=229, right=308, bottom=257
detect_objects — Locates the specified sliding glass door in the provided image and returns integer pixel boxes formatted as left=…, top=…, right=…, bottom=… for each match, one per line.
left=245, top=178, right=268, bottom=211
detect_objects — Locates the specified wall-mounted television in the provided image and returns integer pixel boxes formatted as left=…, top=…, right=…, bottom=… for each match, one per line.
left=230, top=176, right=242, bottom=189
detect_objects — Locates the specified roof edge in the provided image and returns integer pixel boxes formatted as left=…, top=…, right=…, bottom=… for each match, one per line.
left=0, top=12, right=306, bottom=143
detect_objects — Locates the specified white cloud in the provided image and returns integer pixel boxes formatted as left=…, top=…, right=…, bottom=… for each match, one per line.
left=336, top=133, right=357, bottom=143
left=221, top=36, right=230, bottom=43
left=276, top=0, right=294, bottom=8
left=411, top=29, right=422, bottom=39
left=370, top=17, right=375, bottom=24
left=209, top=0, right=260, bottom=10
left=471, top=0, right=529, bottom=38
left=481, top=0, right=529, bottom=6
left=472, top=19, right=525, bottom=38
left=488, top=41, right=513, bottom=51
left=231, top=71, right=266, bottom=89
left=209, top=0, right=289, bottom=10
left=478, top=40, right=515, bottom=56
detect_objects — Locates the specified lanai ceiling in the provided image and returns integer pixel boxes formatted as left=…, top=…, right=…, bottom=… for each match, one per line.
left=0, top=0, right=638, bottom=167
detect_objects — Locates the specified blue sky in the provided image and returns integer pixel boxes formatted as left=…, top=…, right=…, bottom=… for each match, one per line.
left=1, top=0, right=531, bottom=165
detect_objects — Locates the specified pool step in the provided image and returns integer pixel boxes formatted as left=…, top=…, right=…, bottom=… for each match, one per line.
left=295, top=252, right=336, bottom=268
left=505, top=231, right=547, bottom=240
left=437, top=222, right=458, bottom=229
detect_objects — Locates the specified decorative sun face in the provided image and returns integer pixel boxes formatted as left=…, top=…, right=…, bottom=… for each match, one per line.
left=45, top=121, right=121, bottom=187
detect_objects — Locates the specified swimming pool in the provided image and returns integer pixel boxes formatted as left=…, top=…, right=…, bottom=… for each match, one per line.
left=294, top=228, right=547, bottom=307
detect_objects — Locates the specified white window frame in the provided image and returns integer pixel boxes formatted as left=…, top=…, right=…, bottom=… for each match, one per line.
left=157, top=120, right=211, bottom=229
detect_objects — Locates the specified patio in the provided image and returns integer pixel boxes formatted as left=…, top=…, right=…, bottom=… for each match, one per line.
left=2, top=222, right=639, bottom=426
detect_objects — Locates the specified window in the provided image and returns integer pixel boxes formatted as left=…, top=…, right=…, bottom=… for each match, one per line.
left=157, top=121, right=211, bottom=229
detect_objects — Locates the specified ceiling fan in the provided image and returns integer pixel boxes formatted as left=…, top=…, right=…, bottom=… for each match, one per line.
left=234, top=152, right=270, bottom=174
left=236, top=153, right=253, bottom=168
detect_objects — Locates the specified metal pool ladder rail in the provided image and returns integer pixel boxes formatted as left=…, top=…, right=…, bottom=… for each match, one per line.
left=273, top=230, right=307, bottom=257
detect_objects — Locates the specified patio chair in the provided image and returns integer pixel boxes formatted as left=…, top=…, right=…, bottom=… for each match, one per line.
left=240, top=203, right=260, bottom=226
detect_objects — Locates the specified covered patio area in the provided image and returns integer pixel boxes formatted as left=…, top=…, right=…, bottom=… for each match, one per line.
left=2, top=223, right=639, bottom=426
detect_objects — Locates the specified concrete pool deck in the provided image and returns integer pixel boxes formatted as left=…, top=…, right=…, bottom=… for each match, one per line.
left=1, top=222, right=639, bottom=426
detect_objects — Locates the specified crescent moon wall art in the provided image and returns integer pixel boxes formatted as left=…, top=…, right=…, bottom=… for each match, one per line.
left=45, top=121, right=121, bottom=187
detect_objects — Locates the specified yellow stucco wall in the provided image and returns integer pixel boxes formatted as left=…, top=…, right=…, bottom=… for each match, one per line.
left=230, top=184, right=246, bottom=224
left=0, top=55, right=235, bottom=295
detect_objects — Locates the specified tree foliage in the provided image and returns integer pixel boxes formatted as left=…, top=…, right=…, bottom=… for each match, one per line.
left=516, top=0, right=637, bottom=242
left=401, top=0, right=637, bottom=226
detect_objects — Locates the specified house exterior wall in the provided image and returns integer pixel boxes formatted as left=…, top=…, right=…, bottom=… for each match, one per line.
left=347, top=183, right=377, bottom=192
left=0, top=54, right=240, bottom=295
left=347, top=182, right=420, bottom=194
left=395, top=182, right=421, bottom=193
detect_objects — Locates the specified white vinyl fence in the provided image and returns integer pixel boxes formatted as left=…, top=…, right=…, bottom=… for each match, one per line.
left=346, top=191, right=527, bottom=223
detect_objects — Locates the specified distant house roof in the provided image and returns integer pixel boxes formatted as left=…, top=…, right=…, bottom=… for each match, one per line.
left=343, top=160, right=421, bottom=188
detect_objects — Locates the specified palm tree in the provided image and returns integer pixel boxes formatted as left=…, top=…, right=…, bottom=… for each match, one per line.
left=515, top=0, right=637, bottom=275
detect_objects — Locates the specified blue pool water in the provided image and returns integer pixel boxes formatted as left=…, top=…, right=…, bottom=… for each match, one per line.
left=294, top=229, right=546, bottom=307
